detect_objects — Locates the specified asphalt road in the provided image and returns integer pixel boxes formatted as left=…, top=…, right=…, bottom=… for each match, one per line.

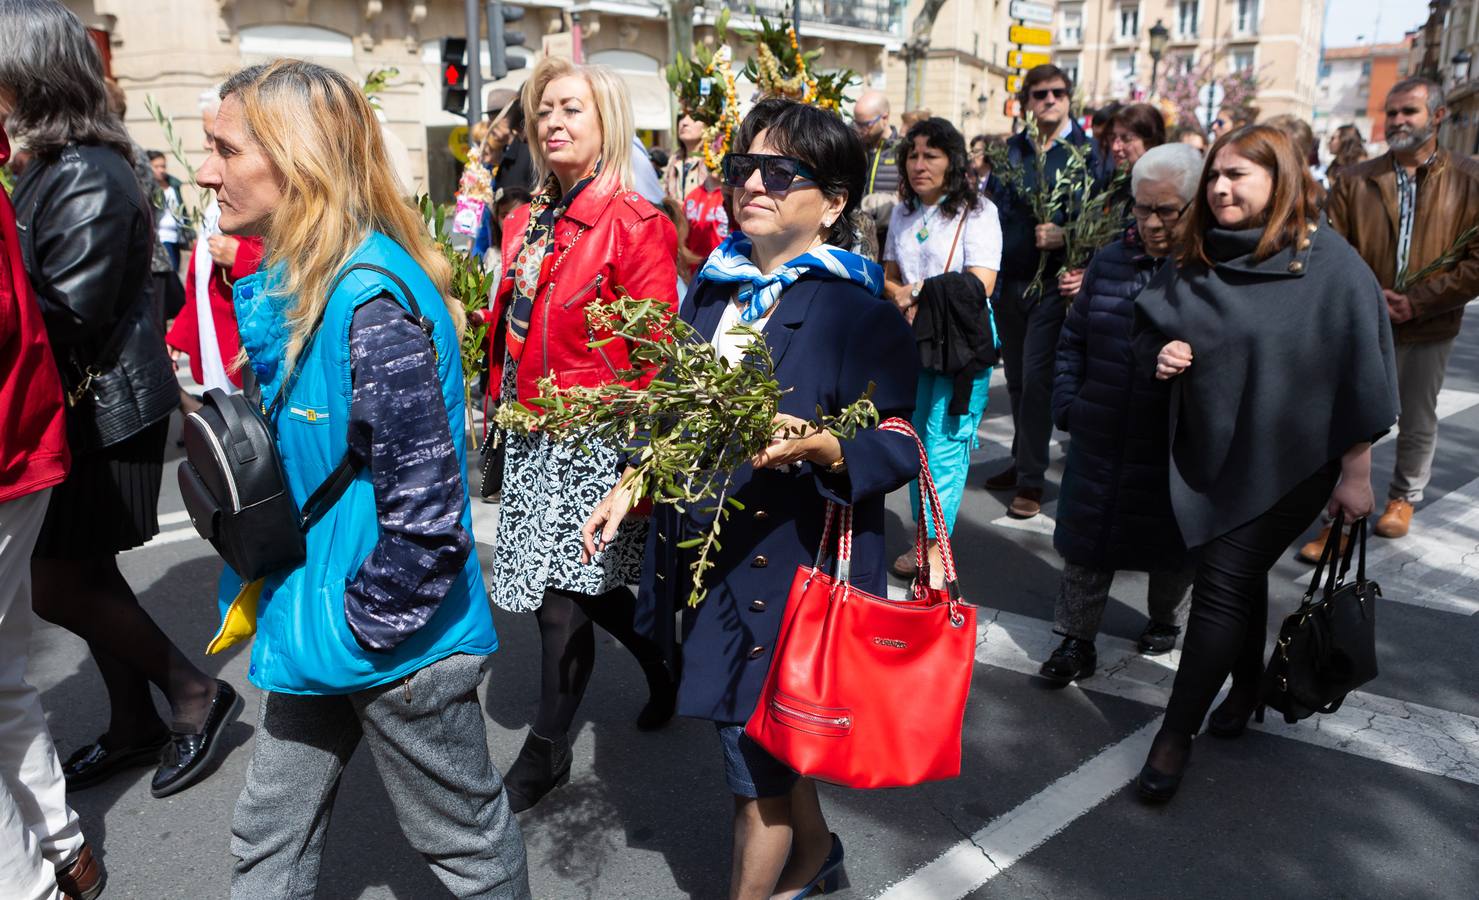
left=25, top=309, right=1479, bottom=899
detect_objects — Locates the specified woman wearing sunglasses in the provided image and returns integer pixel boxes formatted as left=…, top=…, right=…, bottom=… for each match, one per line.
left=583, top=98, right=920, bottom=899
left=881, top=117, right=1001, bottom=583
left=488, top=57, right=680, bottom=813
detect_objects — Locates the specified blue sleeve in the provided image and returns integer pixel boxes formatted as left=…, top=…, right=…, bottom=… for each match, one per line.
left=343, top=297, right=472, bottom=652
left=472, top=207, right=493, bottom=259
left=814, top=300, right=921, bottom=505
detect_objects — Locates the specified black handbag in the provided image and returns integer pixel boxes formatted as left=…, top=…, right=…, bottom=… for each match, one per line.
left=1261, top=513, right=1380, bottom=724
left=479, top=430, right=505, bottom=499
left=177, top=263, right=433, bottom=581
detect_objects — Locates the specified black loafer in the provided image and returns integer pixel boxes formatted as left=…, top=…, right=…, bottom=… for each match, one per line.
left=63, top=734, right=169, bottom=791
left=1137, top=622, right=1181, bottom=655
left=150, top=680, right=242, bottom=798
left=1038, top=637, right=1097, bottom=686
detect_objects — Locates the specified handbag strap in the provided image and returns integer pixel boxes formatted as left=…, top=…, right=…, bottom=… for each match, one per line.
left=1304, top=510, right=1345, bottom=603
left=943, top=212, right=968, bottom=273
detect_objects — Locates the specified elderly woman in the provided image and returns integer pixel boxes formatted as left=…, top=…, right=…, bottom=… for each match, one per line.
left=882, top=117, right=1001, bottom=582
left=488, top=57, right=680, bottom=813
left=1, top=0, right=236, bottom=802
left=585, top=98, right=919, bottom=899
left=198, top=61, right=529, bottom=896
left=1039, top=144, right=1204, bottom=686
left=1133, top=126, right=1399, bottom=801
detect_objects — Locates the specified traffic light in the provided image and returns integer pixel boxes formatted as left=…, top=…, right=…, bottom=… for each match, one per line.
left=440, top=36, right=468, bottom=115
left=489, top=3, right=527, bottom=81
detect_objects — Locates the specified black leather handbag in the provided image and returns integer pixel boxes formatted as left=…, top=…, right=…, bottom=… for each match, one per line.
left=177, top=263, right=432, bottom=581
left=1262, top=513, right=1380, bottom=724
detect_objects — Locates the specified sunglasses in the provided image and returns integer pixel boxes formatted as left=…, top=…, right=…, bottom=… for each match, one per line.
left=1030, top=87, right=1070, bottom=101
left=853, top=112, right=885, bottom=130
left=722, top=153, right=818, bottom=192
left=1131, top=201, right=1191, bottom=223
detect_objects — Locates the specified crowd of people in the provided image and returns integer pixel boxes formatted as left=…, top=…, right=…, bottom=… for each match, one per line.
left=2, top=0, right=1478, bottom=897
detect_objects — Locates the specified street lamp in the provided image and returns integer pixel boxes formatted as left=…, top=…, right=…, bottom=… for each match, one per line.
left=1454, top=48, right=1473, bottom=84
left=1148, top=19, right=1170, bottom=97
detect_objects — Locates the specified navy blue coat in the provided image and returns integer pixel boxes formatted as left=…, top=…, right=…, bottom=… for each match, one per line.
left=635, top=274, right=920, bottom=724
left=1051, top=236, right=1185, bottom=571
left=995, top=121, right=1099, bottom=284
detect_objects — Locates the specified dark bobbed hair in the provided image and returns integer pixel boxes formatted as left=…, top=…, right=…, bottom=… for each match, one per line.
left=1110, top=103, right=1167, bottom=149
left=898, top=117, right=980, bottom=219
left=0, top=0, right=133, bottom=162
left=146, top=149, right=166, bottom=162
left=731, top=98, right=865, bottom=247
left=1177, top=124, right=1320, bottom=268
left=1018, top=64, right=1075, bottom=107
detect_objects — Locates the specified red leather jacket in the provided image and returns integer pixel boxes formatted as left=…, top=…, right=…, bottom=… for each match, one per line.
left=491, top=177, right=678, bottom=407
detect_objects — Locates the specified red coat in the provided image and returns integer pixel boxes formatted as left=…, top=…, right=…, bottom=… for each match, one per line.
left=0, top=127, right=69, bottom=503
left=490, top=178, right=678, bottom=407
left=165, top=235, right=263, bottom=388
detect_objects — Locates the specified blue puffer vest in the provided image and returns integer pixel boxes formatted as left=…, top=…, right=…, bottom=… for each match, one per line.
left=219, top=231, right=496, bottom=695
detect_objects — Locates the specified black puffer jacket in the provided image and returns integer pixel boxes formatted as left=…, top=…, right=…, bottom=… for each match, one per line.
left=1051, top=233, right=1184, bottom=571
left=12, top=143, right=177, bottom=451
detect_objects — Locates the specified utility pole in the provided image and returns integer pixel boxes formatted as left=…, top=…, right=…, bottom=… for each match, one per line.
left=792, top=0, right=801, bottom=37
left=465, top=0, right=483, bottom=126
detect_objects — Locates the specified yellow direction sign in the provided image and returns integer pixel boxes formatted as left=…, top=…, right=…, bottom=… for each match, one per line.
left=1008, top=50, right=1052, bottom=69
left=1009, top=25, right=1053, bottom=46
left=1006, top=75, right=1023, bottom=94
left=449, top=125, right=470, bottom=164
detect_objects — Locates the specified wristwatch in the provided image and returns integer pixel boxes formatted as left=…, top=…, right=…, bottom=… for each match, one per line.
left=827, top=456, right=848, bottom=474
left=910, top=284, right=922, bottom=301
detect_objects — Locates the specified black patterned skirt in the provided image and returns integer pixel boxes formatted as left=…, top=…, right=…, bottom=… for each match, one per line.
left=33, top=416, right=169, bottom=559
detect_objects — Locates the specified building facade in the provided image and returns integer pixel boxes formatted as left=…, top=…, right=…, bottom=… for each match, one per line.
left=1052, top=0, right=1324, bottom=123
left=65, top=0, right=901, bottom=199
left=883, top=0, right=1026, bottom=138
left=1313, top=40, right=1412, bottom=147
left=1421, top=0, right=1479, bottom=157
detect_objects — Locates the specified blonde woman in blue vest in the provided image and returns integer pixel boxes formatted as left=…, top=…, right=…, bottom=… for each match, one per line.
left=196, top=61, right=530, bottom=899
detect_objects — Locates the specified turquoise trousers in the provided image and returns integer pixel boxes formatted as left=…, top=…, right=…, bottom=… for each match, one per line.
left=909, top=367, right=992, bottom=540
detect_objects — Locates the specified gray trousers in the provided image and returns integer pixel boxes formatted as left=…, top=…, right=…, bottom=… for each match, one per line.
left=994, top=278, right=1068, bottom=489
left=1389, top=337, right=1457, bottom=503
left=230, top=653, right=531, bottom=900
left=1053, top=562, right=1196, bottom=642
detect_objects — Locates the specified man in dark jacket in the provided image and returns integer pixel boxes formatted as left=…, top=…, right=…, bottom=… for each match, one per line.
left=854, top=89, right=902, bottom=251
left=1040, top=143, right=1202, bottom=683
left=985, top=64, right=1100, bottom=519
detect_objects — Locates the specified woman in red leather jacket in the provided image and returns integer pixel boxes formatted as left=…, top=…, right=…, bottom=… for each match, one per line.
left=487, top=56, right=679, bottom=812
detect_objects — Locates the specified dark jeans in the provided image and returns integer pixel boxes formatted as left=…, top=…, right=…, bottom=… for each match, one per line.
left=994, top=278, right=1068, bottom=489
left=1162, top=462, right=1341, bottom=734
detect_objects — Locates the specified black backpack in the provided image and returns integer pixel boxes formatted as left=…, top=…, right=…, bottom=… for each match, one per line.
left=177, top=263, right=433, bottom=581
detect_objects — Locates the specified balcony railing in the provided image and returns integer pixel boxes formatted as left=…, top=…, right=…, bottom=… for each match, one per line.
left=725, top=0, right=904, bottom=36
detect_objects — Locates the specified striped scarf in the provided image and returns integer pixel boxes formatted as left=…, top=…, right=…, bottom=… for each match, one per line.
left=696, top=233, right=883, bottom=323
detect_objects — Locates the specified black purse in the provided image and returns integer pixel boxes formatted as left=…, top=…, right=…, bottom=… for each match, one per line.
left=1261, top=513, right=1380, bottom=724
left=479, top=430, right=505, bottom=500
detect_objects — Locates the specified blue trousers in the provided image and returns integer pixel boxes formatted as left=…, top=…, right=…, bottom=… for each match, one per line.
left=909, top=367, right=992, bottom=539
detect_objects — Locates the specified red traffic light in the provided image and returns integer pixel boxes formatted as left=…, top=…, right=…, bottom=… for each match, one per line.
left=444, top=62, right=466, bottom=88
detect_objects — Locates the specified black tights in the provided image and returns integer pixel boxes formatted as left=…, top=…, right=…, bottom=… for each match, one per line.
left=532, top=585, right=668, bottom=738
left=1161, top=463, right=1341, bottom=738
left=31, top=555, right=216, bottom=743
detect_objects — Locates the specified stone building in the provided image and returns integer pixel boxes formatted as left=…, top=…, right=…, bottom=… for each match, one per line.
left=65, top=0, right=902, bottom=200
left=1417, top=0, right=1479, bottom=157
left=1312, top=40, right=1412, bottom=149
left=884, top=0, right=1026, bottom=138
left=1051, top=0, right=1324, bottom=122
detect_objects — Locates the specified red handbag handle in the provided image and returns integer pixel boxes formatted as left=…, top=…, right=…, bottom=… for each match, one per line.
left=812, top=418, right=961, bottom=604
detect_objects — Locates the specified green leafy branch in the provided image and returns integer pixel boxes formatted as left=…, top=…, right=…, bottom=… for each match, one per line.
left=1000, top=112, right=1101, bottom=302
left=494, top=293, right=878, bottom=606
left=1395, top=223, right=1479, bottom=293
left=361, top=67, right=400, bottom=111
left=1059, top=167, right=1128, bottom=276
left=417, top=194, right=495, bottom=445
left=143, top=94, right=209, bottom=233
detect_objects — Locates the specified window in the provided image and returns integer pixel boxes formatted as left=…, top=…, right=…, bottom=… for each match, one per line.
left=1172, top=53, right=1196, bottom=76
left=1319, top=61, right=1332, bottom=79
left=1118, top=4, right=1140, bottom=41
left=1231, top=50, right=1255, bottom=73
left=1114, top=52, right=1139, bottom=86
left=1061, top=4, right=1083, bottom=45
left=1235, top=0, right=1260, bottom=36
left=1176, top=0, right=1199, bottom=38
left=1057, top=54, right=1081, bottom=85
left=1361, top=60, right=1372, bottom=77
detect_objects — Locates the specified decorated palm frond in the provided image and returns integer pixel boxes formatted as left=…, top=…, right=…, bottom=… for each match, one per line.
left=666, top=9, right=742, bottom=171
left=738, top=8, right=856, bottom=113
left=417, top=194, right=496, bottom=446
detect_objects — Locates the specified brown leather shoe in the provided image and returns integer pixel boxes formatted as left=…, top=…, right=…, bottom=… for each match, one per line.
left=56, top=843, right=105, bottom=900
left=890, top=550, right=919, bottom=579
left=1375, top=498, right=1414, bottom=538
left=983, top=465, right=1018, bottom=491
left=1008, top=487, right=1043, bottom=519
left=1297, top=525, right=1348, bottom=563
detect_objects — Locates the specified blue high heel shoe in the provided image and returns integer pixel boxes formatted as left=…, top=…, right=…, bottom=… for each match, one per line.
left=791, top=833, right=844, bottom=898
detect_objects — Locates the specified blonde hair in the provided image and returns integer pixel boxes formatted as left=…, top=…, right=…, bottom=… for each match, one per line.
left=222, top=60, right=460, bottom=375
left=521, top=56, right=634, bottom=193
left=470, top=118, right=491, bottom=147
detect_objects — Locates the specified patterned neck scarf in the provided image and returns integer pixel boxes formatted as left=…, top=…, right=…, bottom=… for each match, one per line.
left=696, top=232, right=883, bottom=323
left=506, top=167, right=599, bottom=361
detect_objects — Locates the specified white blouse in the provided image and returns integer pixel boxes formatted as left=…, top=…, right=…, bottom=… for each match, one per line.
left=884, top=197, right=1003, bottom=285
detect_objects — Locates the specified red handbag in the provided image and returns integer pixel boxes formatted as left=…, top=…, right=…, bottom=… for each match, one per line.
left=744, top=419, right=977, bottom=789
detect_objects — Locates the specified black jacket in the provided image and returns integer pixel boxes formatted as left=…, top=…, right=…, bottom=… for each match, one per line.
left=995, top=121, right=1099, bottom=285
left=12, top=143, right=177, bottom=451
left=1052, top=235, right=1183, bottom=571
left=913, top=271, right=995, bottom=415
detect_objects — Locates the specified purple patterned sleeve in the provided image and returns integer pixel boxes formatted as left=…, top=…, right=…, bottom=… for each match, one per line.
left=343, top=297, right=471, bottom=651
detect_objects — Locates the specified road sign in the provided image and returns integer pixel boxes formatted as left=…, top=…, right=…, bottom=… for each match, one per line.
left=449, top=124, right=470, bottom=164
left=1006, top=75, right=1022, bottom=93
left=1009, top=0, right=1054, bottom=25
left=1008, top=50, right=1052, bottom=69
left=1009, top=25, right=1053, bottom=46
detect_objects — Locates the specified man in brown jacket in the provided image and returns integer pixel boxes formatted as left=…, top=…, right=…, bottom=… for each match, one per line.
left=1325, top=76, right=1479, bottom=545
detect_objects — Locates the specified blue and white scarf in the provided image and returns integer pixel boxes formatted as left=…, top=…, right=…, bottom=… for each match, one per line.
left=696, top=233, right=884, bottom=323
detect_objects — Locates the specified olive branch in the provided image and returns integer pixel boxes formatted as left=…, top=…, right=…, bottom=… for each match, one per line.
left=1395, top=223, right=1479, bottom=293
left=494, top=293, right=878, bottom=606
left=143, top=95, right=209, bottom=233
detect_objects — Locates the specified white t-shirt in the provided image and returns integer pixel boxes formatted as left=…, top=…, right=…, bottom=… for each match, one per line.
left=884, top=197, right=1003, bottom=285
